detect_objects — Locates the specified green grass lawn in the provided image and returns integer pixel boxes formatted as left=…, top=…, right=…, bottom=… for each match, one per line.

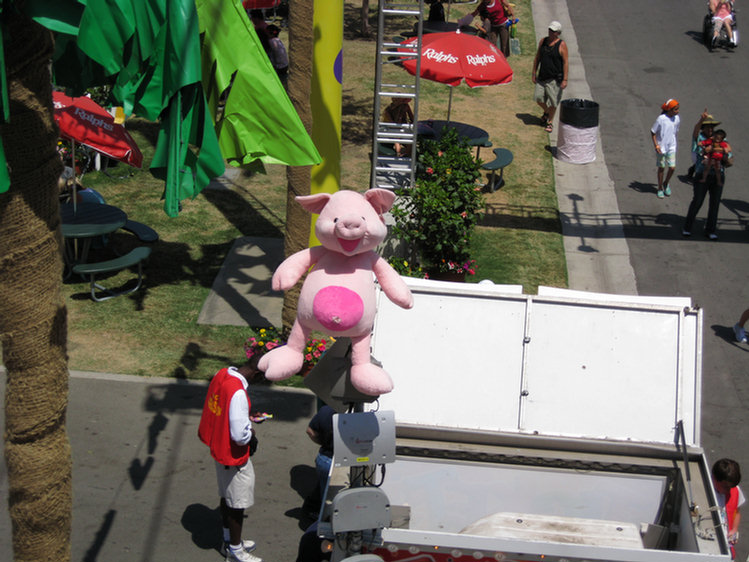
left=61, top=0, right=567, bottom=382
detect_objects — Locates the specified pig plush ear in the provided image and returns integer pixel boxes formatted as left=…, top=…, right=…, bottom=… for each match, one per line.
left=365, top=188, right=396, bottom=215
left=296, top=193, right=331, bottom=215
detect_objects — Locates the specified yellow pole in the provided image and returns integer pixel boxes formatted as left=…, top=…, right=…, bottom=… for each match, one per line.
left=309, top=0, right=343, bottom=245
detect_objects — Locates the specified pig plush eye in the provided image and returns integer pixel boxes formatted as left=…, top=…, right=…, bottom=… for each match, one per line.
left=333, top=218, right=338, bottom=223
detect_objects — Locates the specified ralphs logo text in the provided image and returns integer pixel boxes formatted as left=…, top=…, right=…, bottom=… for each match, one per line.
left=72, top=107, right=114, bottom=132
left=424, top=48, right=458, bottom=64
left=466, top=54, right=496, bottom=66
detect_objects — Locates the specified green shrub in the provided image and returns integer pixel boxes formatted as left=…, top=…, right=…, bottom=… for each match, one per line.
left=391, top=127, right=483, bottom=273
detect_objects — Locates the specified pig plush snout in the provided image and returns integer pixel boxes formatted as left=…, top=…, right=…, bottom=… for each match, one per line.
left=334, top=215, right=367, bottom=252
left=335, top=215, right=366, bottom=237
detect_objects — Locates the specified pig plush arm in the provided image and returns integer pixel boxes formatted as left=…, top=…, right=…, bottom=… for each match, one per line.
left=372, top=256, right=414, bottom=309
left=271, top=246, right=327, bottom=291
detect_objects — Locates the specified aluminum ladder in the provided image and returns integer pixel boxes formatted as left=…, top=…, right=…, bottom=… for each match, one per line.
left=370, top=0, right=424, bottom=191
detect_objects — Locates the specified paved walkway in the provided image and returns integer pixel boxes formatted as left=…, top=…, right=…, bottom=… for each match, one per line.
left=531, top=0, right=637, bottom=295
left=0, top=370, right=319, bottom=562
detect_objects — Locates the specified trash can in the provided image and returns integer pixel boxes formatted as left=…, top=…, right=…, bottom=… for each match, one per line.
left=557, top=99, right=599, bottom=164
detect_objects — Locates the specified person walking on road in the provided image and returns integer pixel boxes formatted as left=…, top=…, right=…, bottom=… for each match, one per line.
left=199, top=358, right=264, bottom=562
left=650, top=99, right=680, bottom=199
left=532, top=20, right=568, bottom=134
left=733, top=309, right=749, bottom=343
left=682, top=120, right=733, bottom=240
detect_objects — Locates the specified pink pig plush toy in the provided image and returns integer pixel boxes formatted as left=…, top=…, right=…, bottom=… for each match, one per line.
left=258, top=189, right=414, bottom=396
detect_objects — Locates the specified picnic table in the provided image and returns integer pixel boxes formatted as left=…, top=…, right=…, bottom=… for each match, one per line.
left=418, top=119, right=492, bottom=160
left=61, top=201, right=127, bottom=267
left=418, top=119, right=489, bottom=146
left=60, top=201, right=155, bottom=301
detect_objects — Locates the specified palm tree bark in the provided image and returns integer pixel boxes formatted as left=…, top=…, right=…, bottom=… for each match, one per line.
left=0, top=11, right=72, bottom=562
left=281, top=0, right=315, bottom=335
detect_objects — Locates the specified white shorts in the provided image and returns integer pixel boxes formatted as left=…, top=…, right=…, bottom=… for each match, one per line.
left=215, top=459, right=255, bottom=509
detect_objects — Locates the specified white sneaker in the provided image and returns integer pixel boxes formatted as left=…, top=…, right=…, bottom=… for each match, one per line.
left=226, top=545, right=263, bottom=562
left=220, top=540, right=257, bottom=557
left=734, top=324, right=747, bottom=343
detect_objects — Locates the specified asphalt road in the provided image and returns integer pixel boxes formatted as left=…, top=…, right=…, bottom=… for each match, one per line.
left=566, top=1, right=749, bottom=558
left=0, top=373, right=320, bottom=562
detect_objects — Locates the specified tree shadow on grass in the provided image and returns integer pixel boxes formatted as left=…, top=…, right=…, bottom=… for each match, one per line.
left=202, top=186, right=284, bottom=239
left=65, top=236, right=233, bottom=305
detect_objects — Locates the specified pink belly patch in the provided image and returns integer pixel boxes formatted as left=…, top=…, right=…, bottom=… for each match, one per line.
left=312, top=286, right=364, bottom=332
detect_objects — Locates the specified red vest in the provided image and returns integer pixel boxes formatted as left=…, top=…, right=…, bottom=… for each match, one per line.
left=727, top=486, right=739, bottom=531
left=198, top=368, right=250, bottom=466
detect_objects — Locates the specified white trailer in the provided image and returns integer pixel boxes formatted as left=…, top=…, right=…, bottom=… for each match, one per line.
left=313, top=279, right=730, bottom=562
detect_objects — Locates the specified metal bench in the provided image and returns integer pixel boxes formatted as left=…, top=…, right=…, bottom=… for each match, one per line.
left=122, top=220, right=159, bottom=243
left=72, top=246, right=152, bottom=302
left=481, top=147, right=514, bottom=192
left=475, top=139, right=493, bottom=161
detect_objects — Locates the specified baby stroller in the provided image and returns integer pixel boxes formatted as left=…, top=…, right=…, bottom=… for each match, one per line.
left=703, top=1, right=738, bottom=51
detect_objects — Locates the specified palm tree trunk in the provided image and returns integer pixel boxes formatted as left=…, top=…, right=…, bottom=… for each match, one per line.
left=0, top=12, right=72, bottom=562
left=281, top=0, right=315, bottom=335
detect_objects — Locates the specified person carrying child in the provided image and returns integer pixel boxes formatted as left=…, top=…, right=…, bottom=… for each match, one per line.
left=699, top=129, right=731, bottom=186
left=712, top=458, right=745, bottom=559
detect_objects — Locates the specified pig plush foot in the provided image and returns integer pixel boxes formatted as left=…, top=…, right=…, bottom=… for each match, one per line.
left=258, top=346, right=304, bottom=381
left=350, top=363, right=394, bottom=396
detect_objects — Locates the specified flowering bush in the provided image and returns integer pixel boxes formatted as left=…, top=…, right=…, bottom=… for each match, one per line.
left=244, top=327, right=284, bottom=360
left=303, top=337, right=331, bottom=371
left=244, top=327, right=332, bottom=375
left=387, top=256, right=427, bottom=278
left=57, top=139, right=92, bottom=172
left=390, top=127, right=483, bottom=274
left=425, top=259, right=477, bottom=277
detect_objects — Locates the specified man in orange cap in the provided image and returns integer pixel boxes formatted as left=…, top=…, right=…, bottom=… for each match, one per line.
left=650, top=99, right=680, bottom=198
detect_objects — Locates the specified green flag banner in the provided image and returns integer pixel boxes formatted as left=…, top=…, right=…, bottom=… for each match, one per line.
left=4, top=0, right=320, bottom=213
left=196, top=0, right=320, bottom=167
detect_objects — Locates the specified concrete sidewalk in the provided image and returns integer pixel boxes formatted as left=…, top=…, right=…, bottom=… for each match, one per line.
left=531, top=0, right=637, bottom=295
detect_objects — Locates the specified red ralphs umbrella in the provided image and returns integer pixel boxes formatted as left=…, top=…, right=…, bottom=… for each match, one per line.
left=53, top=91, right=143, bottom=169
left=242, top=0, right=280, bottom=9
left=399, top=30, right=513, bottom=120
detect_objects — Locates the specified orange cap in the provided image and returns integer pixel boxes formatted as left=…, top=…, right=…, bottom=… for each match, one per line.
left=661, top=99, right=679, bottom=111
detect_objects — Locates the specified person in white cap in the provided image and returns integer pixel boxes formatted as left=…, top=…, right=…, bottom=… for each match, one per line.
left=532, top=21, right=569, bottom=133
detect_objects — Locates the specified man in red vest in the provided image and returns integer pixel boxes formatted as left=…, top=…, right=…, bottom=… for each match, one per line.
left=199, top=357, right=264, bottom=562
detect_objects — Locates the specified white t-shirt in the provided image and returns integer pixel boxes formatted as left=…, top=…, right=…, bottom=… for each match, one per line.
left=227, top=367, right=253, bottom=446
left=651, top=113, right=681, bottom=154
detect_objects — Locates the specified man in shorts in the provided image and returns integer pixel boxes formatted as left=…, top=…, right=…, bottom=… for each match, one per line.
left=532, top=21, right=569, bottom=133
left=199, top=357, right=264, bottom=562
